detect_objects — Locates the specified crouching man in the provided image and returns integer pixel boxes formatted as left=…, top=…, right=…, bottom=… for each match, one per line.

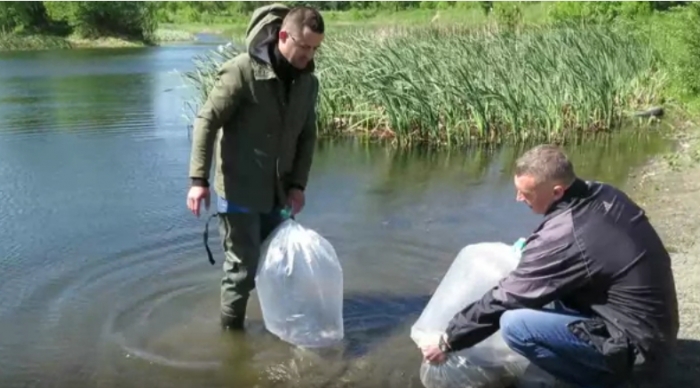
left=422, top=145, right=679, bottom=387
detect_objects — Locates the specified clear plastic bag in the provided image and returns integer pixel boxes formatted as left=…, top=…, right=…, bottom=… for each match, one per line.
left=255, top=219, right=344, bottom=348
left=410, top=241, right=533, bottom=388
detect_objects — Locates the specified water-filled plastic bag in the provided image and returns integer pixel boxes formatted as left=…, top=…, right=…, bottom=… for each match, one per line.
left=411, top=240, right=559, bottom=388
left=256, top=219, right=344, bottom=348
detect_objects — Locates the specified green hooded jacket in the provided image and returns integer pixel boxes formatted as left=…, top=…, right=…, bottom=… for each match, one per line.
left=188, top=3, right=319, bottom=213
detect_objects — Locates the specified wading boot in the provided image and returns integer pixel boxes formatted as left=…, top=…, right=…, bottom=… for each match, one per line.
left=220, top=312, right=245, bottom=331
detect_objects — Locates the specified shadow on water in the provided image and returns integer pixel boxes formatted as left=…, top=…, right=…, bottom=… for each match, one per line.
left=231, top=307, right=700, bottom=388
left=315, top=125, right=673, bottom=191
left=0, top=73, right=155, bottom=137
left=342, top=293, right=432, bottom=358
left=217, top=294, right=434, bottom=388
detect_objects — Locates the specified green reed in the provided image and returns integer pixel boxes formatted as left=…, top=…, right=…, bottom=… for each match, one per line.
left=182, top=23, right=665, bottom=147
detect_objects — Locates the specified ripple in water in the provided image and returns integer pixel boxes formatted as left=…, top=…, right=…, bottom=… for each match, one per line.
left=104, top=279, right=226, bottom=371
left=9, top=219, right=439, bottom=387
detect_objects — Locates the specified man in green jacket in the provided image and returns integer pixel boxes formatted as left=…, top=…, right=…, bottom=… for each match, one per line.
left=186, top=4, right=325, bottom=330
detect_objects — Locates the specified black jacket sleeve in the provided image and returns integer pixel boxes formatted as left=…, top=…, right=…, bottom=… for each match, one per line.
left=444, top=211, right=591, bottom=352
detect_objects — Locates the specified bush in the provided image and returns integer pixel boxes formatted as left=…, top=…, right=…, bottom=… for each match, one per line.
left=43, top=1, right=157, bottom=41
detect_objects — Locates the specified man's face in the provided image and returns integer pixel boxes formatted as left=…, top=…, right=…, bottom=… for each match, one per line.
left=514, top=174, right=565, bottom=215
left=278, top=26, right=324, bottom=69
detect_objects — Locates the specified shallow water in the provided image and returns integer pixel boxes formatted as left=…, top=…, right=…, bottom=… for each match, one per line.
left=0, top=42, right=672, bottom=387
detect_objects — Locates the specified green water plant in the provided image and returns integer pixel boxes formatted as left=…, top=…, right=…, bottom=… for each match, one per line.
left=181, top=23, right=665, bottom=148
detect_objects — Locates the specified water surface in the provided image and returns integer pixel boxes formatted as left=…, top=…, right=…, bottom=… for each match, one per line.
left=0, top=43, right=671, bottom=388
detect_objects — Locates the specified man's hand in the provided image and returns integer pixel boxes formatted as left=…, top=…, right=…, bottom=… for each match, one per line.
left=287, top=188, right=305, bottom=216
left=421, top=345, right=447, bottom=364
left=187, top=186, right=210, bottom=217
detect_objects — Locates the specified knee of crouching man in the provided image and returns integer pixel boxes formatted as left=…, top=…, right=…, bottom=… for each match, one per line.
left=500, top=309, right=530, bottom=350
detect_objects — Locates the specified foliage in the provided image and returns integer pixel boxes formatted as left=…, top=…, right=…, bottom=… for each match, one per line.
left=492, top=2, right=523, bottom=32
left=44, top=1, right=157, bottom=41
left=637, top=3, right=700, bottom=110
left=0, top=1, right=157, bottom=42
left=548, top=1, right=653, bottom=24
left=0, top=2, right=49, bottom=33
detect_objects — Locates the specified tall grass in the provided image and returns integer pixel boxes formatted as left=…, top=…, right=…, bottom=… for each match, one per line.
left=180, top=41, right=246, bottom=122
left=181, top=23, right=666, bottom=147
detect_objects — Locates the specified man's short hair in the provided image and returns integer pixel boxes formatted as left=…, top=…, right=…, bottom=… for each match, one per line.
left=514, top=144, right=576, bottom=185
left=282, top=6, right=325, bottom=34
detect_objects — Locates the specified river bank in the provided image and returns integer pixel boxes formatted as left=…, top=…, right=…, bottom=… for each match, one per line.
left=0, top=27, right=199, bottom=51
left=625, top=116, right=700, bottom=385
left=0, top=33, right=148, bottom=51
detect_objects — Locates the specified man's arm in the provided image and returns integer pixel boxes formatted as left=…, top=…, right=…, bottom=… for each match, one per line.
left=288, top=76, right=319, bottom=191
left=189, top=60, right=246, bottom=187
left=444, top=213, right=591, bottom=352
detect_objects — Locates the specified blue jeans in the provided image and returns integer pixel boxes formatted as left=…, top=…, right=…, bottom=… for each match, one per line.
left=500, top=304, right=628, bottom=388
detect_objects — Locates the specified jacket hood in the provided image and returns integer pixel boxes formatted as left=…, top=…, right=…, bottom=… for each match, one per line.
left=244, top=3, right=315, bottom=73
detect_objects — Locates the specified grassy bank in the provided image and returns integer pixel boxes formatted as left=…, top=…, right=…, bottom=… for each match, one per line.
left=635, top=6, right=700, bottom=115
left=150, top=3, right=549, bottom=44
left=0, top=28, right=198, bottom=51
left=0, top=33, right=72, bottom=50
left=157, top=22, right=239, bottom=35
left=0, top=32, right=160, bottom=51
left=160, top=4, right=550, bottom=36
left=152, top=28, right=196, bottom=43
left=183, top=22, right=664, bottom=147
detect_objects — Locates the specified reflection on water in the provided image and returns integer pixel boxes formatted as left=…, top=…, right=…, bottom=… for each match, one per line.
left=0, top=44, right=673, bottom=388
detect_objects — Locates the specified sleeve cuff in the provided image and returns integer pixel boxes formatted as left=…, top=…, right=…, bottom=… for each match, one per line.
left=439, top=332, right=453, bottom=352
left=191, top=178, right=209, bottom=188
left=289, top=183, right=305, bottom=192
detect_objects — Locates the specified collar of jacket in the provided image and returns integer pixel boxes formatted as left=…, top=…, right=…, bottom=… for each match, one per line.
left=271, top=43, right=298, bottom=81
left=543, top=178, right=589, bottom=219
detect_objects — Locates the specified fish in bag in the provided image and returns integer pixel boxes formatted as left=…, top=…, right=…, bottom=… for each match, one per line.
left=256, top=219, right=344, bottom=348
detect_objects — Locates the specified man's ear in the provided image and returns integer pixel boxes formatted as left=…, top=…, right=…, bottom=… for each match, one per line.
left=552, top=184, right=565, bottom=200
